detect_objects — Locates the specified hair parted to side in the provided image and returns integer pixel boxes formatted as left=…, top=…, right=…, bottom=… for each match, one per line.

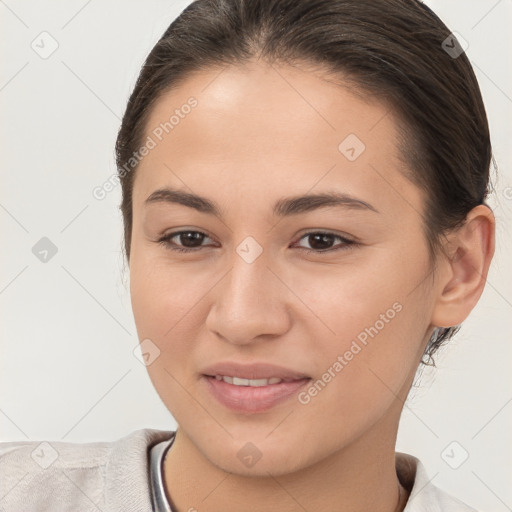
left=115, top=0, right=494, bottom=365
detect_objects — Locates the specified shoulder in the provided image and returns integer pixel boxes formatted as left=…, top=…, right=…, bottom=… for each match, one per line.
left=396, top=452, right=479, bottom=512
left=0, top=428, right=175, bottom=512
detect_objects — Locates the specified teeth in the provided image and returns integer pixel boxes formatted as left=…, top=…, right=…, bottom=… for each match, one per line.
left=214, top=375, right=283, bottom=386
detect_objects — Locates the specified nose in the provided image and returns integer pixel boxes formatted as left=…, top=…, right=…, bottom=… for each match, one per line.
left=205, top=246, right=292, bottom=345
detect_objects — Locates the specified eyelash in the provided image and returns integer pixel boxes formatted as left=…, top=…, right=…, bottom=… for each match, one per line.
left=157, top=230, right=358, bottom=255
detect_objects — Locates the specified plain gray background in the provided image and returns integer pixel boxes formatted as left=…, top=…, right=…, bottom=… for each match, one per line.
left=1, top=1, right=511, bottom=510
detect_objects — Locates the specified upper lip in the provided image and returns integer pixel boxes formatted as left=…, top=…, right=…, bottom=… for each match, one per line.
left=201, top=362, right=310, bottom=381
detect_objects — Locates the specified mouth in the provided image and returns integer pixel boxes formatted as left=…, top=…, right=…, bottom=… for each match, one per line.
left=200, top=363, right=312, bottom=413
left=201, top=361, right=311, bottom=381
left=209, top=375, right=299, bottom=386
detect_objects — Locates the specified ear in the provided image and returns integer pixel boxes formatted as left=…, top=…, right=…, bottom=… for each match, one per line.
left=431, top=204, right=495, bottom=328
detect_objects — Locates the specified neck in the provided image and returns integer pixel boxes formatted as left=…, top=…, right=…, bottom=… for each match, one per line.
left=163, top=401, right=408, bottom=512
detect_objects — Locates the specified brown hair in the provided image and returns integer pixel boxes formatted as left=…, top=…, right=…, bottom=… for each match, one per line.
left=115, top=0, right=493, bottom=365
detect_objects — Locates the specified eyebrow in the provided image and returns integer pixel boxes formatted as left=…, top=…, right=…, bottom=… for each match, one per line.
left=144, top=187, right=379, bottom=217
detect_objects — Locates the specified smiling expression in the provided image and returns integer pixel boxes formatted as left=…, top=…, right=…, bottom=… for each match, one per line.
left=128, top=59, right=438, bottom=475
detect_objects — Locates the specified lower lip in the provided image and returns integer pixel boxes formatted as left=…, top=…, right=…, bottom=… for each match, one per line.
left=203, top=375, right=311, bottom=413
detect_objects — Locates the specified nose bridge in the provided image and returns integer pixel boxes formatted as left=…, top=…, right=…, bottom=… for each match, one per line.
left=207, top=239, right=290, bottom=343
left=224, top=242, right=274, bottom=317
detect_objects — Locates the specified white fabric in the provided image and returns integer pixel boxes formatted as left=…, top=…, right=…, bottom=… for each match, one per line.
left=0, top=428, right=478, bottom=511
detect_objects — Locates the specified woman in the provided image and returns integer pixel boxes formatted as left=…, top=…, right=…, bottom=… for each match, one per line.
left=0, top=0, right=497, bottom=510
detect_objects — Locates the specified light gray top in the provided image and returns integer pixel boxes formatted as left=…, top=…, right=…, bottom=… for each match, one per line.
left=0, top=428, right=478, bottom=511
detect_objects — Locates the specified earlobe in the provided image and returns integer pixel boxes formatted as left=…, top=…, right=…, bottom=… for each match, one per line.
left=431, top=204, right=495, bottom=329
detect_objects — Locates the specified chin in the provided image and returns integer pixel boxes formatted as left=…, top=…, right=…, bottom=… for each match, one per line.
left=187, top=427, right=325, bottom=478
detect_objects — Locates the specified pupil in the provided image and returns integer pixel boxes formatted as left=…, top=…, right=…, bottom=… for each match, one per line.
left=181, top=232, right=203, bottom=247
left=310, top=234, right=333, bottom=250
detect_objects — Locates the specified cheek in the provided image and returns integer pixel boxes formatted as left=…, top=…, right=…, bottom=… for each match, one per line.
left=129, top=253, right=212, bottom=414
left=129, top=252, right=218, bottom=395
left=289, top=302, right=423, bottom=453
left=291, top=246, right=431, bottom=396
left=293, top=245, right=429, bottom=345
left=129, top=247, right=209, bottom=339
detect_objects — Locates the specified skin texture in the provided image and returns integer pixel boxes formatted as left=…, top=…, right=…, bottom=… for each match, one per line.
left=128, top=60, right=495, bottom=512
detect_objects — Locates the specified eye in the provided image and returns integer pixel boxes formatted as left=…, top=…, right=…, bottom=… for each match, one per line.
left=157, top=230, right=214, bottom=253
left=293, top=231, right=358, bottom=254
left=157, top=230, right=358, bottom=254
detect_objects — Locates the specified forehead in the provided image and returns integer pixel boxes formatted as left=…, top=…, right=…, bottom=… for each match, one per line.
left=132, top=59, right=423, bottom=219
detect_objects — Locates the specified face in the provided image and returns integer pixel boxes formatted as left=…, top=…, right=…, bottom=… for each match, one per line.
left=129, top=60, right=437, bottom=476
